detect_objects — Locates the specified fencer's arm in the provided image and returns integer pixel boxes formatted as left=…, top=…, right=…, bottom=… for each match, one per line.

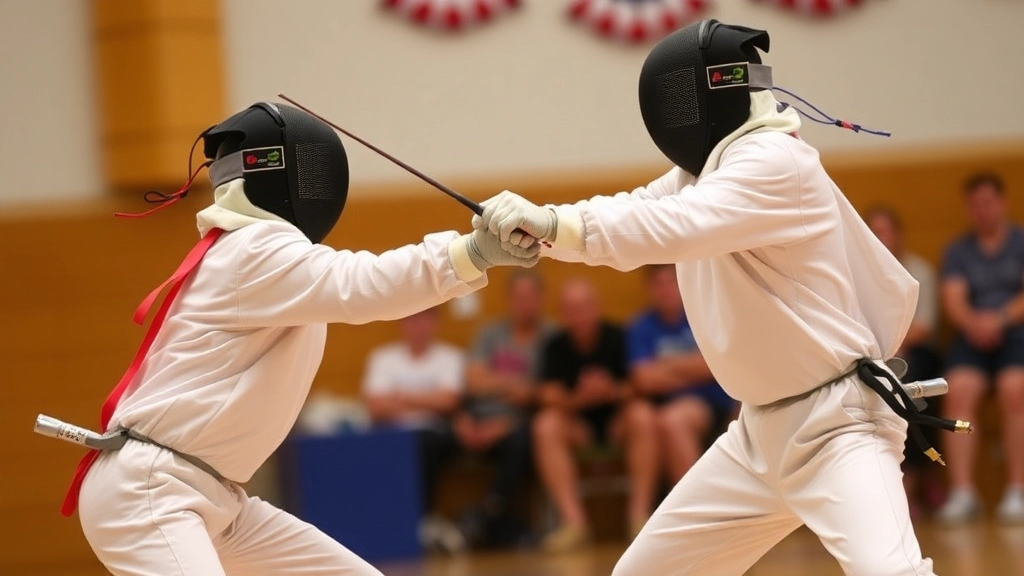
left=230, top=228, right=487, bottom=327
left=542, top=136, right=825, bottom=271
left=540, top=167, right=690, bottom=263
left=580, top=166, right=693, bottom=204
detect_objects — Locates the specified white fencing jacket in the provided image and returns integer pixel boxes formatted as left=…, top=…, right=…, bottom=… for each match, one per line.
left=109, top=179, right=487, bottom=482
left=546, top=92, right=917, bottom=406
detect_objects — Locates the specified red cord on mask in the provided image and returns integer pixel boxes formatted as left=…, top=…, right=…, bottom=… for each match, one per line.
left=114, top=126, right=214, bottom=219
left=113, top=161, right=212, bottom=219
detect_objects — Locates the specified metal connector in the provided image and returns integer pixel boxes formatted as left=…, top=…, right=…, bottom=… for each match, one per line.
left=954, top=420, right=973, bottom=434
left=924, top=447, right=946, bottom=467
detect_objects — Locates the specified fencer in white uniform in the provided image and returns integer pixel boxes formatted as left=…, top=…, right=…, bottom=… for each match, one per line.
left=60, top=103, right=539, bottom=575
left=476, top=20, right=961, bottom=576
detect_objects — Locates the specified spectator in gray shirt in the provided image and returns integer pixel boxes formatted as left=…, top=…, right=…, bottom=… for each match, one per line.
left=938, top=173, right=1024, bottom=525
left=455, top=270, right=556, bottom=547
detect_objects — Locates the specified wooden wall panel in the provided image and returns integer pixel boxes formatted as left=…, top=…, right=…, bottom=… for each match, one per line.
left=1, top=142, right=1023, bottom=571
left=93, top=0, right=225, bottom=190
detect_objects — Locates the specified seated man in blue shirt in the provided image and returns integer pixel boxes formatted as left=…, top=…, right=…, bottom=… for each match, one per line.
left=938, top=173, right=1024, bottom=524
left=628, top=264, right=737, bottom=483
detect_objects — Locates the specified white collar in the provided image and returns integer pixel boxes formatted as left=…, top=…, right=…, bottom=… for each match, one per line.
left=195, top=178, right=291, bottom=236
left=698, top=91, right=802, bottom=178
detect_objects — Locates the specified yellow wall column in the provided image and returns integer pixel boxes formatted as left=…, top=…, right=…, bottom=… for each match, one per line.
left=93, top=0, right=225, bottom=191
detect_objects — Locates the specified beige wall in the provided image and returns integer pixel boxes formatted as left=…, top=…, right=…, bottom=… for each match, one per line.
left=2, top=0, right=1024, bottom=205
left=221, top=0, right=1024, bottom=195
left=0, top=0, right=101, bottom=204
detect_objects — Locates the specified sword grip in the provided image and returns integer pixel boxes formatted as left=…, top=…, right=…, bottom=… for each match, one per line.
left=34, top=414, right=96, bottom=446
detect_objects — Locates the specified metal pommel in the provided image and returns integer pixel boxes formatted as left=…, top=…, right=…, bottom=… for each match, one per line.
left=34, top=414, right=127, bottom=450
left=901, top=378, right=948, bottom=399
left=35, top=414, right=91, bottom=445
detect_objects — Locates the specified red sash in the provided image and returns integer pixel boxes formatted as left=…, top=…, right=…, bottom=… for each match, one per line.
left=60, top=228, right=224, bottom=516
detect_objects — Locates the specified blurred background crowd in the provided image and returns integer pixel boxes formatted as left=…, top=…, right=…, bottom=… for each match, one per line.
left=294, top=171, right=1024, bottom=554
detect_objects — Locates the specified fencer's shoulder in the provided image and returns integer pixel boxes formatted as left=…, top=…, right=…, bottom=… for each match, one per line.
left=718, top=131, right=806, bottom=175
left=728, top=131, right=806, bottom=159
left=218, top=221, right=330, bottom=275
left=223, top=220, right=307, bottom=244
left=223, top=221, right=316, bottom=255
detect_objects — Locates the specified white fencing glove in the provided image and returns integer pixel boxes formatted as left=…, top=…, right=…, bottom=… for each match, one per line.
left=449, top=229, right=540, bottom=282
left=474, top=190, right=557, bottom=248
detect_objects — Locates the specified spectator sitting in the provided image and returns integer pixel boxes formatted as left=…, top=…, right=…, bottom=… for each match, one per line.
left=865, top=206, right=942, bottom=518
left=937, top=173, right=1024, bottom=524
left=456, top=270, right=556, bottom=548
left=361, top=307, right=467, bottom=551
left=533, top=278, right=658, bottom=552
left=628, top=264, right=736, bottom=484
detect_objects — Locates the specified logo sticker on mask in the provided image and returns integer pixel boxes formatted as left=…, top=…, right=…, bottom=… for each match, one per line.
left=707, top=62, right=749, bottom=90
left=241, top=146, right=286, bottom=172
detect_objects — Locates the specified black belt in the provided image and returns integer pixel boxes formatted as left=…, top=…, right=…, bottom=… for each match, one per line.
left=854, top=358, right=972, bottom=466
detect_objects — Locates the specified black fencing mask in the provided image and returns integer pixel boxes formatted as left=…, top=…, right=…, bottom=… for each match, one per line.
left=203, top=103, right=349, bottom=244
left=638, top=20, right=773, bottom=176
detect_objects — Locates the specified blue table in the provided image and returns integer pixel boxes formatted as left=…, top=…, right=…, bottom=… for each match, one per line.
left=279, top=427, right=423, bottom=562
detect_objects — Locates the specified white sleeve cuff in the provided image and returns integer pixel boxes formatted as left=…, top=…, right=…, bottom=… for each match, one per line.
left=448, top=234, right=485, bottom=283
left=552, top=205, right=585, bottom=252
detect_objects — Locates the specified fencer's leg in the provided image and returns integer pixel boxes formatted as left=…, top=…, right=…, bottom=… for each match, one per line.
left=79, top=442, right=234, bottom=576
left=216, top=496, right=383, bottom=576
left=613, top=419, right=801, bottom=576
left=783, top=382, right=935, bottom=576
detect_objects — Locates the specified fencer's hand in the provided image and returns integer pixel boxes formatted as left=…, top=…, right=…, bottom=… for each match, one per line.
left=472, top=190, right=557, bottom=248
left=466, top=228, right=540, bottom=272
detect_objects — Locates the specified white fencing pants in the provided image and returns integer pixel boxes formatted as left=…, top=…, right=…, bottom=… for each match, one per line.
left=79, top=441, right=382, bottom=576
left=613, top=377, right=936, bottom=576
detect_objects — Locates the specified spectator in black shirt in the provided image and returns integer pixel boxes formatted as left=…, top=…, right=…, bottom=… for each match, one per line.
left=533, top=278, right=658, bottom=552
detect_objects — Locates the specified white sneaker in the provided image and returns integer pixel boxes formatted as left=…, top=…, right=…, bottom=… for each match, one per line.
left=936, top=488, right=981, bottom=525
left=418, top=515, right=467, bottom=554
left=996, top=486, right=1024, bottom=524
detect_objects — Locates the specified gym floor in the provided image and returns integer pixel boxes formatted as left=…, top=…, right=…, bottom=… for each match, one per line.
left=377, top=522, right=1024, bottom=576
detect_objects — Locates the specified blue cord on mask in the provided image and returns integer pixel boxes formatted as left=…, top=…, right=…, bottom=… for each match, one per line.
left=772, top=86, right=892, bottom=137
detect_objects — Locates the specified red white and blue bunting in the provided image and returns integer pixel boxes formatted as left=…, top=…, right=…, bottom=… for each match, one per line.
left=753, top=0, right=866, bottom=17
left=382, top=0, right=522, bottom=32
left=568, top=0, right=709, bottom=43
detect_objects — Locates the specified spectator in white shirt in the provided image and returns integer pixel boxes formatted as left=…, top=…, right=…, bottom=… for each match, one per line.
left=362, top=306, right=467, bottom=550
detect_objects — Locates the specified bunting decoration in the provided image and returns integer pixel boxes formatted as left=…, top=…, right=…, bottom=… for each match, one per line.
left=753, top=0, right=867, bottom=18
left=567, top=0, right=709, bottom=43
left=382, top=0, right=522, bottom=32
